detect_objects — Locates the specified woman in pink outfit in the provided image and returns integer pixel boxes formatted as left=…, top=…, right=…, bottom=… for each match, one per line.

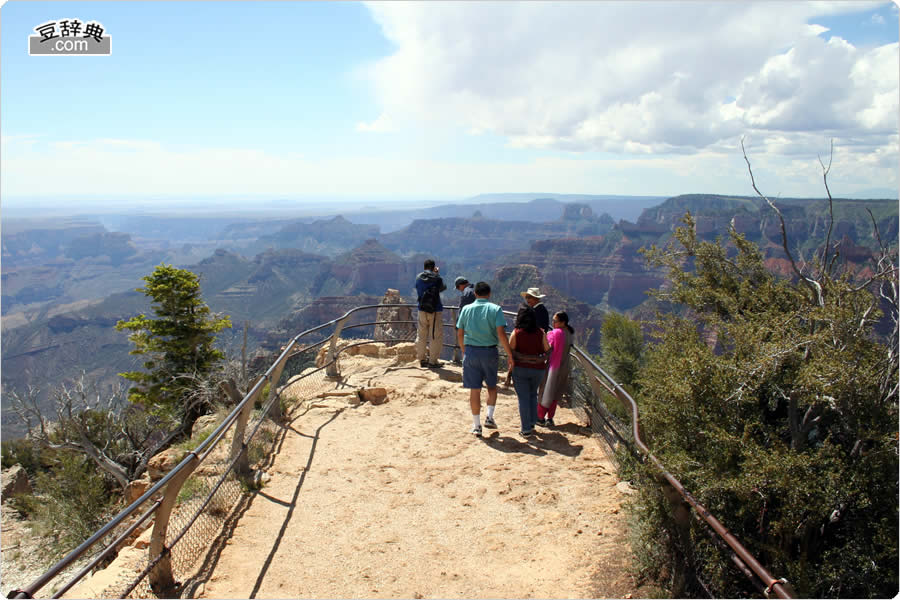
left=537, top=311, right=574, bottom=427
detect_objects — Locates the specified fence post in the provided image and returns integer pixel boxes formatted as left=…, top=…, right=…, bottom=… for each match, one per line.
left=325, top=314, right=351, bottom=377
left=451, top=308, right=462, bottom=364
left=265, top=355, right=289, bottom=421
left=148, top=457, right=198, bottom=594
left=230, top=378, right=262, bottom=482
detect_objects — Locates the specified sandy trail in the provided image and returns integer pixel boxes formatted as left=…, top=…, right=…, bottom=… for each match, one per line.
left=195, top=354, right=635, bottom=599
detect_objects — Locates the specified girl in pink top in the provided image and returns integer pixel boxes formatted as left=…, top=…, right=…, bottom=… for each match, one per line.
left=538, top=311, right=574, bottom=426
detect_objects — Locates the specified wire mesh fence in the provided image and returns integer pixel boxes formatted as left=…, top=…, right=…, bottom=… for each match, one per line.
left=567, top=358, right=632, bottom=464
left=14, top=301, right=793, bottom=600
left=13, top=302, right=635, bottom=599
left=108, top=304, right=425, bottom=598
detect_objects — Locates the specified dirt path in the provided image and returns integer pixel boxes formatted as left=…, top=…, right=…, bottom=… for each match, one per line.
left=196, top=354, right=637, bottom=599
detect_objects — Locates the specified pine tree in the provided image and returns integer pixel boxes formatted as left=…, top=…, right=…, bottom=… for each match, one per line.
left=116, top=265, right=231, bottom=433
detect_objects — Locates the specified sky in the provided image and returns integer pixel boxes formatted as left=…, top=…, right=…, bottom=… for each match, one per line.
left=1, top=0, right=898, bottom=206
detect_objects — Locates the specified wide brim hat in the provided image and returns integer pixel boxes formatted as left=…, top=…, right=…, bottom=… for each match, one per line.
left=520, top=287, right=546, bottom=300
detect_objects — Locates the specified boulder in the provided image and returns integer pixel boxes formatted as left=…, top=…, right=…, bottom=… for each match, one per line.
left=1, top=465, right=32, bottom=502
left=132, top=527, right=153, bottom=550
left=615, top=481, right=636, bottom=495
left=192, top=414, right=219, bottom=437
left=147, top=448, right=183, bottom=481
left=358, top=388, right=388, bottom=405
left=124, top=476, right=152, bottom=504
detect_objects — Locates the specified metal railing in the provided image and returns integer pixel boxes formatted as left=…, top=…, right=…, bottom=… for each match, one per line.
left=10, top=301, right=792, bottom=599
left=565, top=346, right=795, bottom=599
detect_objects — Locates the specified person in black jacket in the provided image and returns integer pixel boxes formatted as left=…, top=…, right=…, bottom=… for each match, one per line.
left=520, top=288, right=550, bottom=332
left=415, top=259, right=447, bottom=368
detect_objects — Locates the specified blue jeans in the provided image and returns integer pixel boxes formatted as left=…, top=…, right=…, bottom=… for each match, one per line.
left=512, top=366, right=543, bottom=432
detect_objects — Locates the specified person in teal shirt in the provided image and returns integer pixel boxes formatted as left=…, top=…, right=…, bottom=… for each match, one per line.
left=456, top=282, right=514, bottom=437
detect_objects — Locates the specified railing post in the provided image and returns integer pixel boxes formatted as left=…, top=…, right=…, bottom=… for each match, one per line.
left=148, top=456, right=198, bottom=594
left=325, top=314, right=351, bottom=377
left=230, top=378, right=262, bottom=482
left=451, top=308, right=462, bottom=364
left=265, top=355, right=289, bottom=421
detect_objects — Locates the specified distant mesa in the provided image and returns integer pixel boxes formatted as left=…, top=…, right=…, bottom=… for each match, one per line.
left=562, top=203, right=593, bottom=221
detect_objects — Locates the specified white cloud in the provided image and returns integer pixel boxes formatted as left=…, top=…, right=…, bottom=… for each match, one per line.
left=360, top=1, right=898, bottom=161
left=1, top=136, right=894, bottom=199
left=355, top=112, right=396, bottom=133
left=870, top=13, right=886, bottom=25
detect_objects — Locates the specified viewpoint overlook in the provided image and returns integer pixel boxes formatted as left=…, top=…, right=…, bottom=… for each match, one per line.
left=6, top=340, right=638, bottom=599
left=2, top=193, right=896, bottom=600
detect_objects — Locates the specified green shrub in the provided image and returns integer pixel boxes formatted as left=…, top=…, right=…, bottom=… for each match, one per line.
left=23, top=453, right=118, bottom=563
left=177, top=476, right=207, bottom=504
left=1, top=438, right=47, bottom=476
left=176, top=429, right=212, bottom=453
left=632, top=216, right=899, bottom=598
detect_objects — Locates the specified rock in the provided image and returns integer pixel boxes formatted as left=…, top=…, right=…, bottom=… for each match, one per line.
left=132, top=527, right=153, bottom=550
left=192, top=414, right=219, bottom=437
left=375, top=289, right=415, bottom=344
left=380, top=342, right=417, bottom=362
left=351, top=344, right=381, bottom=358
left=124, top=476, right=152, bottom=504
left=615, top=481, right=636, bottom=495
left=252, top=470, right=272, bottom=488
left=358, top=388, right=388, bottom=405
left=147, top=448, right=183, bottom=481
left=1, top=465, right=32, bottom=501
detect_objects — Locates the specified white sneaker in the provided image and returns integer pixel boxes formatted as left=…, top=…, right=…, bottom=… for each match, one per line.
left=483, top=416, right=497, bottom=429
left=471, top=425, right=483, bottom=437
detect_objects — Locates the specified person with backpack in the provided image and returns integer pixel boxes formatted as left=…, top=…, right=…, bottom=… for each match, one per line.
left=415, top=258, right=447, bottom=368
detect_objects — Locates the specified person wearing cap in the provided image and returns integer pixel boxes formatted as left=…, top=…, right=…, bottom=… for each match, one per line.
left=520, top=288, right=550, bottom=333
left=455, top=277, right=476, bottom=311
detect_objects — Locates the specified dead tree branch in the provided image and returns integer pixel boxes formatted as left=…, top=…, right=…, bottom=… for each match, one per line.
left=741, top=137, right=824, bottom=307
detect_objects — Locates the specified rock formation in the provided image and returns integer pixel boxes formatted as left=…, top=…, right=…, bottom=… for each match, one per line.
left=374, top=289, right=415, bottom=344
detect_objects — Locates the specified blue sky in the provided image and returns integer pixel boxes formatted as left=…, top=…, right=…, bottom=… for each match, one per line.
left=1, top=1, right=897, bottom=204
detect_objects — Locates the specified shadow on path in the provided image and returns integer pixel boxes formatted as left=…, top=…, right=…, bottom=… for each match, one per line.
left=179, top=408, right=310, bottom=598
left=551, top=422, right=593, bottom=437
left=248, top=408, right=343, bottom=598
left=481, top=432, right=548, bottom=456
left=532, top=430, right=583, bottom=457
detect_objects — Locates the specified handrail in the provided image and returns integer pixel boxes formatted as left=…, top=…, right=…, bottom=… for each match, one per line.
left=11, top=301, right=792, bottom=599
left=569, top=346, right=795, bottom=599
left=9, top=306, right=389, bottom=599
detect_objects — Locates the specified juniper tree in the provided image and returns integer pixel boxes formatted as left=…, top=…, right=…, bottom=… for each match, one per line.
left=8, top=376, right=173, bottom=490
left=116, top=264, right=231, bottom=434
left=600, top=311, right=645, bottom=391
left=631, top=146, right=898, bottom=597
